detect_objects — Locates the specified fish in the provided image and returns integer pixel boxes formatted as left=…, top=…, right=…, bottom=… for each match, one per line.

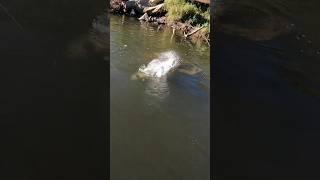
left=137, top=50, right=181, bottom=78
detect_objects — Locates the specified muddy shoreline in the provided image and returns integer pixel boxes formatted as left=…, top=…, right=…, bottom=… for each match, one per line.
left=110, top=0, right=210, bottom=45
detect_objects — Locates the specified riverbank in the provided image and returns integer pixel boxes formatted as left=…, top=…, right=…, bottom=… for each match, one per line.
left=110, top=0, right=210, bottom=45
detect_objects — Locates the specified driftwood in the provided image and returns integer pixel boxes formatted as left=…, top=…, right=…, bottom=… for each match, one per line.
left=138, top=13, right=166, bottom=24
left=183, top=25, right=205, bottom=37
left=149, top=0, right=164, bottom=6
left=193, top=0, right=210, bottom=4
left=138, top=13, right=149, bottom=21
left=143, top=3, right=165, bottom=14
left=203, top=34, right=210, bottom=46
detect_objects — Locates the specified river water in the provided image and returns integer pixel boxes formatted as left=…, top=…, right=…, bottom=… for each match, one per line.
left=110, top=15, right=210, bottom=179
left=1, top=0, right=320, bottom=179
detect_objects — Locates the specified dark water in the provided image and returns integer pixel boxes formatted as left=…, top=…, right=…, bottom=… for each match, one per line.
left=0, top=1, right=108, bottom=179
left=110, top=15, right=210, bottom=179
left=213, top=0, right=320, bottom=178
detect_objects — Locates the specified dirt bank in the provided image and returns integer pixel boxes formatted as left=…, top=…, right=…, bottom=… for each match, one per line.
left=110, top=0, right=210, bottom=45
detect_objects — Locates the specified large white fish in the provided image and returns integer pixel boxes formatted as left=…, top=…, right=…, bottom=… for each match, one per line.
left=138, top=51, right=181, bottom=78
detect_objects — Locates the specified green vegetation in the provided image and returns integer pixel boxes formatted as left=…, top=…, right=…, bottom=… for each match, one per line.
left=164, top=0, right=198, bottom=21
left=164, top=0, right=210, bottom=28
left=110, top=0, right=210, bottom=44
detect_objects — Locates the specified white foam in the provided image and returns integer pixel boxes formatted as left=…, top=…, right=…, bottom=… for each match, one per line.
left=138, top=51, right=181, bottom=78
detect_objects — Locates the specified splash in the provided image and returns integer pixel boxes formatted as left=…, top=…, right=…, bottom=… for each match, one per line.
left=138, top=51, right=181, bottom=78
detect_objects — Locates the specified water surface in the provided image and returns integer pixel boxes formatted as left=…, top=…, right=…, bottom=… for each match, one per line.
left=110, top=15, right=210, bottom=180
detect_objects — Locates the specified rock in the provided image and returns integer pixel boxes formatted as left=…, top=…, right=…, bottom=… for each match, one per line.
left=124, top=0, right=144, bottom=15
left=157, top=16, right=166, bottom=24
left=139, top=0, right=151, bottom=6
left=110, top=0, right=126, bottom=13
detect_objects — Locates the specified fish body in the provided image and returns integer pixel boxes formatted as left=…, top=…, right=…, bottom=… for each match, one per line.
left=138, top=51, right=181, bottom=78
left=131, top=50, right=203, bottom=81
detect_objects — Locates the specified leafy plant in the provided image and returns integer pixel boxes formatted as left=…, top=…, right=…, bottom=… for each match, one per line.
left=164, top=0, right=198, bottom=21
left=164, top=0, right=210, bottom=27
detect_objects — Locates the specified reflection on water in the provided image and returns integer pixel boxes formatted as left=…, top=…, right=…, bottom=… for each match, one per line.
left=111, top=15, right=210, bottom=180
left=133, top=50, right=182, bottom=100
left=144, top=77, right=170, bottom=100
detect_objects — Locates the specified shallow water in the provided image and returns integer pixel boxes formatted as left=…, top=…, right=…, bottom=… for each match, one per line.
left=110, top=15, right=210, bottom=179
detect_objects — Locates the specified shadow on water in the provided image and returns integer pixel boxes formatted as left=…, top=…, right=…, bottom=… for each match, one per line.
left=213, top=0, right=320, bottom=178
left=0, top=0, right=108, bottom=179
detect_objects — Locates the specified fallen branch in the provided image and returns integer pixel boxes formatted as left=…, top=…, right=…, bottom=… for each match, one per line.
left=138, top=13, right=149, bottom=21
left=149, top=0, right=164, bottom=6
left=143, top=3, right=165, bottom=14
left=203, top=35, right=210, bottom=46
left=183, top=25, right=205, bottom=38
left=193, top=0, right=210, bottom=4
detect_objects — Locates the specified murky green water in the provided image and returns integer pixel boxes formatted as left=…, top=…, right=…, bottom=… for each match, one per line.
left=110, top=15, right=210, bottom=179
